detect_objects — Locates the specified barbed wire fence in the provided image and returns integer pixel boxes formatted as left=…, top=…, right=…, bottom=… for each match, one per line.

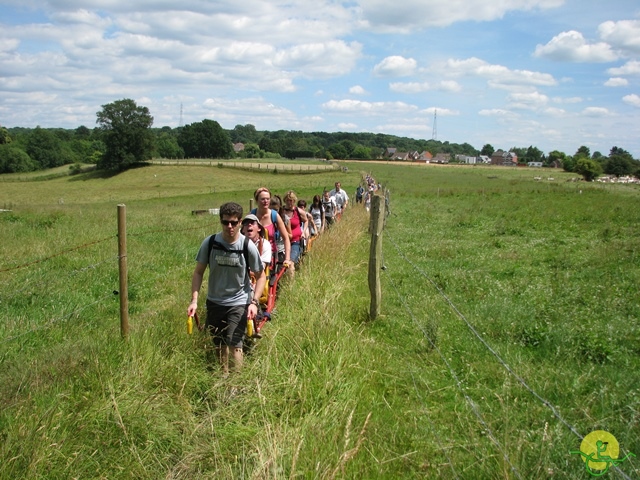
left=367, top=189, right=635, bottom=480
left=0, top=205, right=219, bottom=349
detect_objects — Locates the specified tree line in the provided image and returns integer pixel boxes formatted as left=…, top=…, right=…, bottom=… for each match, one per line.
left=1, top=98, right=638, bottom=180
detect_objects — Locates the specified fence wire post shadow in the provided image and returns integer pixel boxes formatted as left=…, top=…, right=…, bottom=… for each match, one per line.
left=117, top=204, right=129, bottom=339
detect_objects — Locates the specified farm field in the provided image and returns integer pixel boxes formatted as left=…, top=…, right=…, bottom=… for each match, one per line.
left=1, top=162, right=639, bottom=479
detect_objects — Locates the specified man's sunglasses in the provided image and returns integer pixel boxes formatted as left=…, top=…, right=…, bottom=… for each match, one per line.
left=220, top=219, right=240, bottom=227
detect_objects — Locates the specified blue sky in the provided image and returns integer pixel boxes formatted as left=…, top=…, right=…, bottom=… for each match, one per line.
left=1, top=0, right=639, bottom=157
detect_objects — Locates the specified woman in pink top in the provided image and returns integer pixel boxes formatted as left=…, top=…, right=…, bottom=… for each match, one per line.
left=252, top=187, right=291, bottom=266
left=282, top=190, right=309, bottom=264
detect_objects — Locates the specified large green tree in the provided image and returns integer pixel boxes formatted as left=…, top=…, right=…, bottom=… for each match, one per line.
left=574, top=145, right=591, bottom=159
left=156, top=133, right=184, bottom=159
left=178, top=119, right=232, bottom=158
left=547, top=150, right=566, bottom=167
left=230, top=124, right=261, bottom=144
left=26, top=127, right=70, bottom=168
left=0, top=127, right=11, bottom=145
left=522, top=145, right=544, bottom=164
left=96, top=99, right=154, bottom=171
left=480, top=144, right=494, bottom=157
left=604, top=146, right=636, bottom=176
left=574, top=157, right=602, bottom=181
left=0, top=145, right=37, bottom=173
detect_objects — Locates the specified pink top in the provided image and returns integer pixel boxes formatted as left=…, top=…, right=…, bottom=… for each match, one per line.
left=287, top=208, right=302, bottom=243
left=265, top=222, right=276, bottom=252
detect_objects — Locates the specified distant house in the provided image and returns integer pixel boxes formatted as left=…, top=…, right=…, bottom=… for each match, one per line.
left=456, top=154, right=477, bottom=164
left=384, top=147, right=397, bottom=158
left=490, top=149, right=518, bottom=166
left=417, top=151, right=433, bottom=162
left=527, top=162, right=543, bottom=167
left=478, top=155, right=491, bottom=164
left=233, top=143, right=245, bottom=153
left=433, top=153, right=450, bottom=164
left=392, top=152, right=410, bottom=161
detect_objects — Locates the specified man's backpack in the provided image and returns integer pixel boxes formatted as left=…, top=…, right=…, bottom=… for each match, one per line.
left=322, top=199, right=334, bottom=217
left=207, top=234, right=251, bottom=279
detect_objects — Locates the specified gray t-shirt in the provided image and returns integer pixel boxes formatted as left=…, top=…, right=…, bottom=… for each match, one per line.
left=195, top=233, right=263, bottom=306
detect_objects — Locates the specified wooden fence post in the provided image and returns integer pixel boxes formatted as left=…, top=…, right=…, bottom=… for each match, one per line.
left=368, top=194, right=385, bottom=320
left=117, top=204, right=129, bottom=339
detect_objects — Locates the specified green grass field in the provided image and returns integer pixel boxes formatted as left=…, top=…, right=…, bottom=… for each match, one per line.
left=1, top=162, right=638, bottom=479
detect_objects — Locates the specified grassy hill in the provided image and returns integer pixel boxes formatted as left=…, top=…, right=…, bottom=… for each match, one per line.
left=1, top=162, right=639, bottom=479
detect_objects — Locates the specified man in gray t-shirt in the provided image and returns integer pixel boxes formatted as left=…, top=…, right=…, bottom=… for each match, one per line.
left=188, top=202, right=266, bottom=375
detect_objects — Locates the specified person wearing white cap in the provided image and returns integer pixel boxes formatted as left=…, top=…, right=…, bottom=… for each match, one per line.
left=241, top=214, right=272, bottom=269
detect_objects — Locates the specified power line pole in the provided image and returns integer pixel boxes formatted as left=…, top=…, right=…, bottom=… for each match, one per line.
left=431, top=109, right=437, bottom=141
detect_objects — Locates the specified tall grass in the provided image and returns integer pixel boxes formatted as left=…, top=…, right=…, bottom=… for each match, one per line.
left=1, top=162, right=639, bottom=479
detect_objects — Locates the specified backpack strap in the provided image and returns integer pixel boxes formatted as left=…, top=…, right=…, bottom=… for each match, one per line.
left=208, top=234, right=251, bottom=278
left=251, top=208, right=280, bottom=243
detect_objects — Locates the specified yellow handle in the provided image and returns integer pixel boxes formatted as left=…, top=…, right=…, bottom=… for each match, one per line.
left=187, top=316, right=193, bottom=335
left=246, top=317, right=254, bottom=338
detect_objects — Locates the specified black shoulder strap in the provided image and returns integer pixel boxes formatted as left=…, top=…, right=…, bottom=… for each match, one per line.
left=243, top=235, right=250, bottom=267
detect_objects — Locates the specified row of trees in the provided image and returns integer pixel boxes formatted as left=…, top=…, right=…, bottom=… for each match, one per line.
left=478, top=143, right=639, bottom=180
left=1, top=98, right=639, bottom=180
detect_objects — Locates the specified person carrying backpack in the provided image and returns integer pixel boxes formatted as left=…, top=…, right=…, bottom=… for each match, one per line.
left=188, top=202, right=266, bottom=376
left=321, top=190, right=337, bottom=227
left=251, top=187, right=292, bottom=268
left=309, top=194, right=325, bottom=235
left=282, top=190, right=309, bottom=264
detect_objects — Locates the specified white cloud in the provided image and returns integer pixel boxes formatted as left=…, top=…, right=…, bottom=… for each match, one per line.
left=552, top=96, right=582, bottom=104
left=273, top=41, right=362, bottom=78
left=322, top=99, right=418, bottom=115
left=479, top=108, right=512, bottom=116
left=534, top=30, right=618, bottom=62
left=373, top=123, right=430, bottom=135
left=421, top=107, right=458, bottom=116
left=389, top=80, right=461, bottom=93
left=358, top=0, right=564, bottom=31
left=581, top=107, right=613, bottom=117
left=0, top=38, right=20, bottom=52
left=598, top=20, right=640, bottom=55
left=373, top=56, right=417, bottom=77
left=604, top=77, right=629, bottom=87
left=508, top=91, right=549, bottom=110
left=337, top=122, right=358, bottom=129
left=201, top=96, right=300, bottom=128
left=607, top=60, right=640, bottom=76
left=543, top=107, right=567, bottom=117
left=349, top=85, right=367, bottom=95
left=622, top=94, right=640, bottom=108
left=442, top=57, right=556, bottom=88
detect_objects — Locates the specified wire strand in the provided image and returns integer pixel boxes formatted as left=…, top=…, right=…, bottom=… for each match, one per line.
left=386, top=233, right=585, bottom=439
left=385, top=272, right=522, bottom=479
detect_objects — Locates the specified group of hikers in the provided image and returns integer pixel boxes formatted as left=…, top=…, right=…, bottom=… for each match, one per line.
left=187, top=181, right=354, bottom=375
left=355, top=174, right=380, bottom=211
